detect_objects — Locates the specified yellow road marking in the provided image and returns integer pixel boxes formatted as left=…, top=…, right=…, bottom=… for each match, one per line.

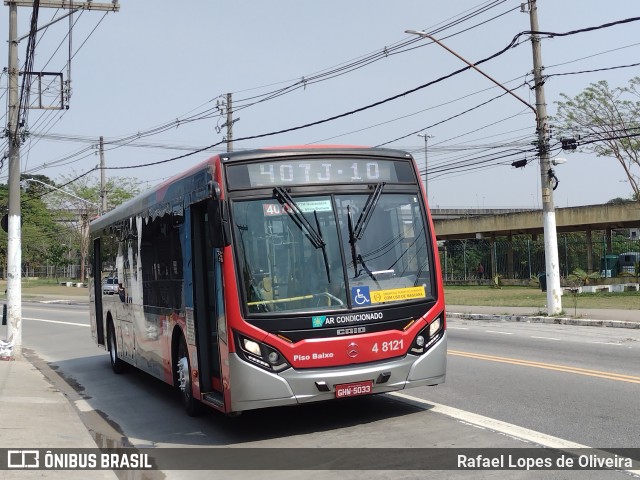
left=449, top=349, right=640, bottom=384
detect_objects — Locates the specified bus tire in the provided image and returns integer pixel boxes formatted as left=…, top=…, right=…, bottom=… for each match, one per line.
left=176, top=336, right=201, bottom=417
left=107, top=320, right=127, bottom=374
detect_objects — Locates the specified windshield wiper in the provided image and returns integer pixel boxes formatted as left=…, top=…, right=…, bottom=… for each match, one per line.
left=347, top=205, right=358, bottom=278
left=357, top=253, right=380, bottom=288
left=347, top=213, right=380, bottom=288
left=351, top=182, right=385, bottom=242
left=274, top=187, right=325, bottom=248
left=347, top=183, right=385, bottom=284
left=273, top=187, right=331, bottom=282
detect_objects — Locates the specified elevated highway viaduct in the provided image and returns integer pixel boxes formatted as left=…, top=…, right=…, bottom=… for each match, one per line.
left=432, top=202, right=640, bottom=279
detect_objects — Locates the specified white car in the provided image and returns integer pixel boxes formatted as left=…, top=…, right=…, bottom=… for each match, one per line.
left=102, top=277, right=119, bottom=295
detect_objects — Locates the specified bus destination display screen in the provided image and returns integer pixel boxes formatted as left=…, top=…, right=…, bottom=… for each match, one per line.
left=226, top=158, right=415, bottom=189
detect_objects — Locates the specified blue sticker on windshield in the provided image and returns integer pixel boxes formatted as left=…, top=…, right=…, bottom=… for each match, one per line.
left=351, top=286, right=371, bottom=306
left=312, top=316, right=326, bottom=328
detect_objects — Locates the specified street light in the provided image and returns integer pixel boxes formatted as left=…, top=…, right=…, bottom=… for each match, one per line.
left=21, top=178, right=101, bottom=214
left=22, top=178, right=99, bottom=288
left=405, top=30, right=536, bottom=116
left=406, top=27, right=563, bottom=316
left=417, top=132, right=433, bottom=201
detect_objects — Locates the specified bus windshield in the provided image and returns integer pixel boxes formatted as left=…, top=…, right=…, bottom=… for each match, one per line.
left=232, top=192, right=433, bottom=315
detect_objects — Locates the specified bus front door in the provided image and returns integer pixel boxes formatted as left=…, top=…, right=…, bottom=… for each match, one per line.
left=92, top=238, right=105, bottom=346
left=190, top=202, right=224, bottom=406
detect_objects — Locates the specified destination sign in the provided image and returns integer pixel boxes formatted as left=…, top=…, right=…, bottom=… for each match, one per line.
left=226, top=158, right=415, bottom=189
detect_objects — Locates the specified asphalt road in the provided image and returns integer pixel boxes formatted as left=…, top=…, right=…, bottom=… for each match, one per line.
left=17, top=302, right=640, bottom=480
left=416, top=317, right=640, bottom=447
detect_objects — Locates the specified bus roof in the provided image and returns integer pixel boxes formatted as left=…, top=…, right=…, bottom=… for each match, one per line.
left=89, top=145, right=413, bottom=232
left=219, top=145, right=412, bottom=164
left=89, top=156, right=217, bottom=233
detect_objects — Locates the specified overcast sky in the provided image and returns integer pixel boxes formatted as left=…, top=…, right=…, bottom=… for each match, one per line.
left=2, top=1, right=639, bottom=209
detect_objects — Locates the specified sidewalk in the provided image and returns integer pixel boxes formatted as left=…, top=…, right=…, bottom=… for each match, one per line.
left=447, top=304, right=640, bottom=329
left=0, top=355, right=117, bottom=479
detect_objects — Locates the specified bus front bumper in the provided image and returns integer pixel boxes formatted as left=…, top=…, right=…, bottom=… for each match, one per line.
left=228, top=331, right=447, bottom=413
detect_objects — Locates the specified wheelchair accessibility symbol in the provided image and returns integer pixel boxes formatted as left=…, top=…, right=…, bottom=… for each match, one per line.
left=351, top=286, right=371, bottom=306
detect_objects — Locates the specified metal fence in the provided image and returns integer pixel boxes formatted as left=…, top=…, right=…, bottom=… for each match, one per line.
left=439, top=235, right=640, bottom=282
left=9, top=234, right=640, bottom=284
left=13, top=265, right=82, bottom=280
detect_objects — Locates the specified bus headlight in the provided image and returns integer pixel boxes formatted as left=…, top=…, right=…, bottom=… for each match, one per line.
left=410, top=315, right=444, bottom=355
left=235, top=332, right=290, bottom=373
left=429, top=318, right=441, bottom=338
left=243, top=338, right=262, bottom=357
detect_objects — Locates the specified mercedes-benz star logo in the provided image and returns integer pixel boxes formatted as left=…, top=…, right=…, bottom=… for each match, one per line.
left=346, top=342, right=359, bottom=358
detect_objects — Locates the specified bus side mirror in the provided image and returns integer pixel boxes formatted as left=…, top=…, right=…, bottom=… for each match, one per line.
left=207, top=199, right=231, bottom=248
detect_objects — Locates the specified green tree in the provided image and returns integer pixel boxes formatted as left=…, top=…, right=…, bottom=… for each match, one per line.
left=0, top=181, right=67, bottom=277
left=55, top=172, right=146, bottom=213
left=46, top=241, right=72, bottom=283
left=555, top=78, right=640, bottom=202
left=43, top=173, right=146, bottom=282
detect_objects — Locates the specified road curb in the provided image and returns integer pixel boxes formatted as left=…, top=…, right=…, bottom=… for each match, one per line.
left=38, top=299, right=88, bottom=305
left=447, top=312, right=640, bottom=329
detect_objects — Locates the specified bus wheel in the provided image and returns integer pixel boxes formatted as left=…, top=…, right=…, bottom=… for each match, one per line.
left=176, top=337, right=201, bottom=416
left=107, top=321, right=127, bottom=374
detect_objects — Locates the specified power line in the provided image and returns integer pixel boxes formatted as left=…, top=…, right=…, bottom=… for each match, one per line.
left=375, top=90, right=514, bottom=147
left=231, top=2, right=520, bottom=112
left=17, top=0, right=514, bottom=164
left=545, top=41, right=640, bottom=70
left=10, top=13, right=640, bottom=181
left=101, top=17, right=640, bottom=172
left=545, top=60, right=640, bottom=79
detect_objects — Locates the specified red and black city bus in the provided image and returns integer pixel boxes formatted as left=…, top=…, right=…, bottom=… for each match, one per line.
left=89, top=146, right=446, bottom=415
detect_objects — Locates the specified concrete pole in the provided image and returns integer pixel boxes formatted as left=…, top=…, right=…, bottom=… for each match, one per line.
left=226, top=93, right=233, bottom=152
left=423, top=135, right=428, bottom=199
left=529, top=0, right=562, bottom=315
left=417, top=133, right=433, bottom=201
left=6, top=2, right=22, bottom=358
left=99, top=136, right=106, bottom=214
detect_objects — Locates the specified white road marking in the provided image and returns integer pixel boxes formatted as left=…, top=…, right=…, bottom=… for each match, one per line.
left=589, top=342, right=622, bottom=346
left=25, top=305, right=84, bottom=311
left=390, top=391, right=585, bottom=448
left=531, top=336, right=561, bottom=341
left=485, top=330, right=513, bottom=335
left=446, top=326, right=469, bottom=330
left=23, top=317, right=89, bottom=328
left=75, top=399, right=94, bottom=412
left=389, top=391, right=640, bottom=476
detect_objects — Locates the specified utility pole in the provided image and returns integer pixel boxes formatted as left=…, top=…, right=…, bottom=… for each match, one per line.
left=528, top=0, right=562, bottom=315
left=406, top=12, right=562, bottom=316
left=417, top=132, right=433, bottom=201
left=217, top=93, right=239, bottom=153
left=4, top=0, right=119, bottom=360
left=6, top=0, right=21, bottom=359
left=99, top=136, right=106, bottom=214
left=225, top=93, right=233, bottom=152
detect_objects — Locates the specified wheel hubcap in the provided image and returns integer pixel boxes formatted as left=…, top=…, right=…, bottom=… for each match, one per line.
left=177, top=357, right=189, bottom=394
